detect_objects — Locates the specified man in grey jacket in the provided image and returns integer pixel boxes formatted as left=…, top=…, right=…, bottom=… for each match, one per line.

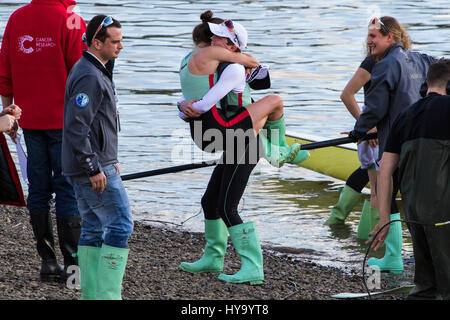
left=62, top=15, right=132, bottom=300
left=349, top=16, right=436, bottom=275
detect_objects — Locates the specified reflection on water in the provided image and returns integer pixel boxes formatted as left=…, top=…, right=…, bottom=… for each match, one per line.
left=1, top=0, right=446, bottom=272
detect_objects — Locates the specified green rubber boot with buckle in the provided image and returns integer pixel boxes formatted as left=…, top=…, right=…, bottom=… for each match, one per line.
left=218, top=221, right=264, bottom=285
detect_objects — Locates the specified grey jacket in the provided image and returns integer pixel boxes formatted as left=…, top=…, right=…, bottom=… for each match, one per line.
left=354, top=44, right=436, bottom=159
left=62, top=51, right=118, bottom=177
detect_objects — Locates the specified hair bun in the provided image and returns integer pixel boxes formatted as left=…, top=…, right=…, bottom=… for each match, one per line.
left=200, top=10, right=214, bottom=23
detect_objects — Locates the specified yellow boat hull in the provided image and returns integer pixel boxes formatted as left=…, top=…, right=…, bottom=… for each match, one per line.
left=285, top=134, right=360, bottom=182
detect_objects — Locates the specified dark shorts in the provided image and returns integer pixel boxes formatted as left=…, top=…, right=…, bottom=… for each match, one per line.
left=189, top=106, right=259, bottom=164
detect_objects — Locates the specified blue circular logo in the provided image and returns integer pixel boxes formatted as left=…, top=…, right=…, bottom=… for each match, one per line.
left=76, top=93, right=89, bottom=108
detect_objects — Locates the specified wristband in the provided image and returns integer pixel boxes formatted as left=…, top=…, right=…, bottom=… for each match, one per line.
left=88, top=168, right=101, bottom=177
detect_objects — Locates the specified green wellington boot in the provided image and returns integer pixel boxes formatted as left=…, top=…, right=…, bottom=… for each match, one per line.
left=357, top=200, right=372, bottom=240
left=324, top=185, right=361, bottom=225
left=77, top=245, right=101, bottom=300
left=96, top=244, right=130, bottom=300
left=261, top=116, right=303, bottom=167
left=370, top=207, right=380, bottom=233
left=368, top=213, right=403, bottom=274
left=218, top=221, right=264, bottom=285
left=179, top=219, right=228, bottom=273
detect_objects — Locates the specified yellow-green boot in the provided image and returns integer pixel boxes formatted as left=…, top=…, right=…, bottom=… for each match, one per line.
left=324, top=185, right=361, bottom=225
left=357, top=200, right=372, bottom=240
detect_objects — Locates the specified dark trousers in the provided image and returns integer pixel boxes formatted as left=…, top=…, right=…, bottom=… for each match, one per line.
left=201, top=142, right=260, bottom=228
left=23, top=129, right=79, bottom=216
left=407, top=220, right=450, bottom=299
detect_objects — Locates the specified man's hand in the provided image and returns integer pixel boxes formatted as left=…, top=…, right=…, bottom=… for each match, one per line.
left=113, top=162, right=121, bottom=175
left=90, top=171, right=107, bottom=193
left=365, top=218, right=390, bottom=251
left=180, top=99, right=201, bottom=118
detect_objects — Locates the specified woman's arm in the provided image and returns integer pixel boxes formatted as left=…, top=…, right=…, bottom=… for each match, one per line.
left=202, top=46, right=259, bottom=68
left=192, top=63, right=245, bottom=112
left=340, top=67, right=371, bottom=120
left=179, top=64, right=245, bottom=117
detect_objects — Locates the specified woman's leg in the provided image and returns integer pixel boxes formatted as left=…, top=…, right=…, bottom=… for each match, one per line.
left=324, top=167, right=367, bottom=225
left=245, top=95, right=283, bottom=135
left=216, top=146, right=264, bottom=285
left=179, top=156, right=228, bottom=274
left=245, top=95, right=307, bottom=167
left=216, top=148, right=258, bottom=227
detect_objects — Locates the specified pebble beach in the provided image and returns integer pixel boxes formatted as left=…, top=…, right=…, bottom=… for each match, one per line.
left=0, top=204, right=411, bottom=301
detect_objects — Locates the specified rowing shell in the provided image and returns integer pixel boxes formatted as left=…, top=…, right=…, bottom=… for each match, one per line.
left=286, top=133, right=360, bottom=182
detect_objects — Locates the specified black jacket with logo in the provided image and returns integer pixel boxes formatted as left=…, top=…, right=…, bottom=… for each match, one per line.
left=62, top=51, right=118, bottom=177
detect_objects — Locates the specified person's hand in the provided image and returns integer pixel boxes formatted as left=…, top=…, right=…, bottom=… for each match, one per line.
left=341, top=131, right=362, bottom=144
left=245, top=67, right=254, bottom=80
left=180, top=99, right=201, bottom=118
left=0, top=114, right=15, bottom=132
left=367, top=127, right=378, bottom=148
left=343, top=130, right=366, bottom=145
left=113, top=162, right=121, bottom=175
left=365, top=218, right=390, bottom=251
left=4, top=104, right=22, bottom=120
left=6, top=121, right=19, bottom=143
left=89, top=171, right=107, bottom=193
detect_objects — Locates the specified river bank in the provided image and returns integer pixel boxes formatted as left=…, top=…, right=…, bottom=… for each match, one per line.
left=0, top=204, right=410, bottom=300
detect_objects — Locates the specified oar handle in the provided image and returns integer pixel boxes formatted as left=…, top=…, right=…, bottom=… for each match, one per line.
left=300, top=132, right=377, bottom=150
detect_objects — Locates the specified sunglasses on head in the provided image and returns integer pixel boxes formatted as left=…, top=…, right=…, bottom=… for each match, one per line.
left=92, top=15, right=114, bottom=42
left=368, top=17, right=389, bottom=33
left=222, top=19, right=241, bottom=48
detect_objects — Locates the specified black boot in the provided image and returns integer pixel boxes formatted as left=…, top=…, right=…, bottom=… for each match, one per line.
left=29, top=213, right=63, bottom=282
left=56, top=216, right=82, bottom=281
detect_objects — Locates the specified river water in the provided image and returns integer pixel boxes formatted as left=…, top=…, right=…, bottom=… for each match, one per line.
left=1, top=0, right=449, bottom=272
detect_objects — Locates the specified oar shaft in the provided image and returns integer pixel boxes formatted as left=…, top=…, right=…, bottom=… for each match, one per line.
left=300, top=132, right=377, bottom=150
left=120, top=161, right=216, bottom=181
left=120, top=132, right=378, bottom=181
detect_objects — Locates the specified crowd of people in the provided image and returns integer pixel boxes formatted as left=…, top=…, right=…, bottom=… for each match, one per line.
left=0, top=1, right=449, bottom=300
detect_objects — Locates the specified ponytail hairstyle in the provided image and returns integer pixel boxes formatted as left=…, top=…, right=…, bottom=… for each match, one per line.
left=365, top=16, right=412, bottom=62
left=192, top=10, right=224, bottom=45
left=379, top=16, right=411, bottom=50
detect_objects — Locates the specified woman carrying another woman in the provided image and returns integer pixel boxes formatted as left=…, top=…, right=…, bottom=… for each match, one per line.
left=177, top=11, right=309, bottom=285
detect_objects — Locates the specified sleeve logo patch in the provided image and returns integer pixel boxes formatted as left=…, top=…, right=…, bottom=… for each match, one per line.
left=76, top=93, right=89, bottom=107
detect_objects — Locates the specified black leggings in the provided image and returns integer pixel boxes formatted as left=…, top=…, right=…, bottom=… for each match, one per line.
left=201, top=141, right=261, bottom=228
left=345, top=166, right=399, bottom=214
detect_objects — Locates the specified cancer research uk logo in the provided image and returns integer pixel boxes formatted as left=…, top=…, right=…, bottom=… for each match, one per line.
left=17, top=35, right=56, bottom=54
